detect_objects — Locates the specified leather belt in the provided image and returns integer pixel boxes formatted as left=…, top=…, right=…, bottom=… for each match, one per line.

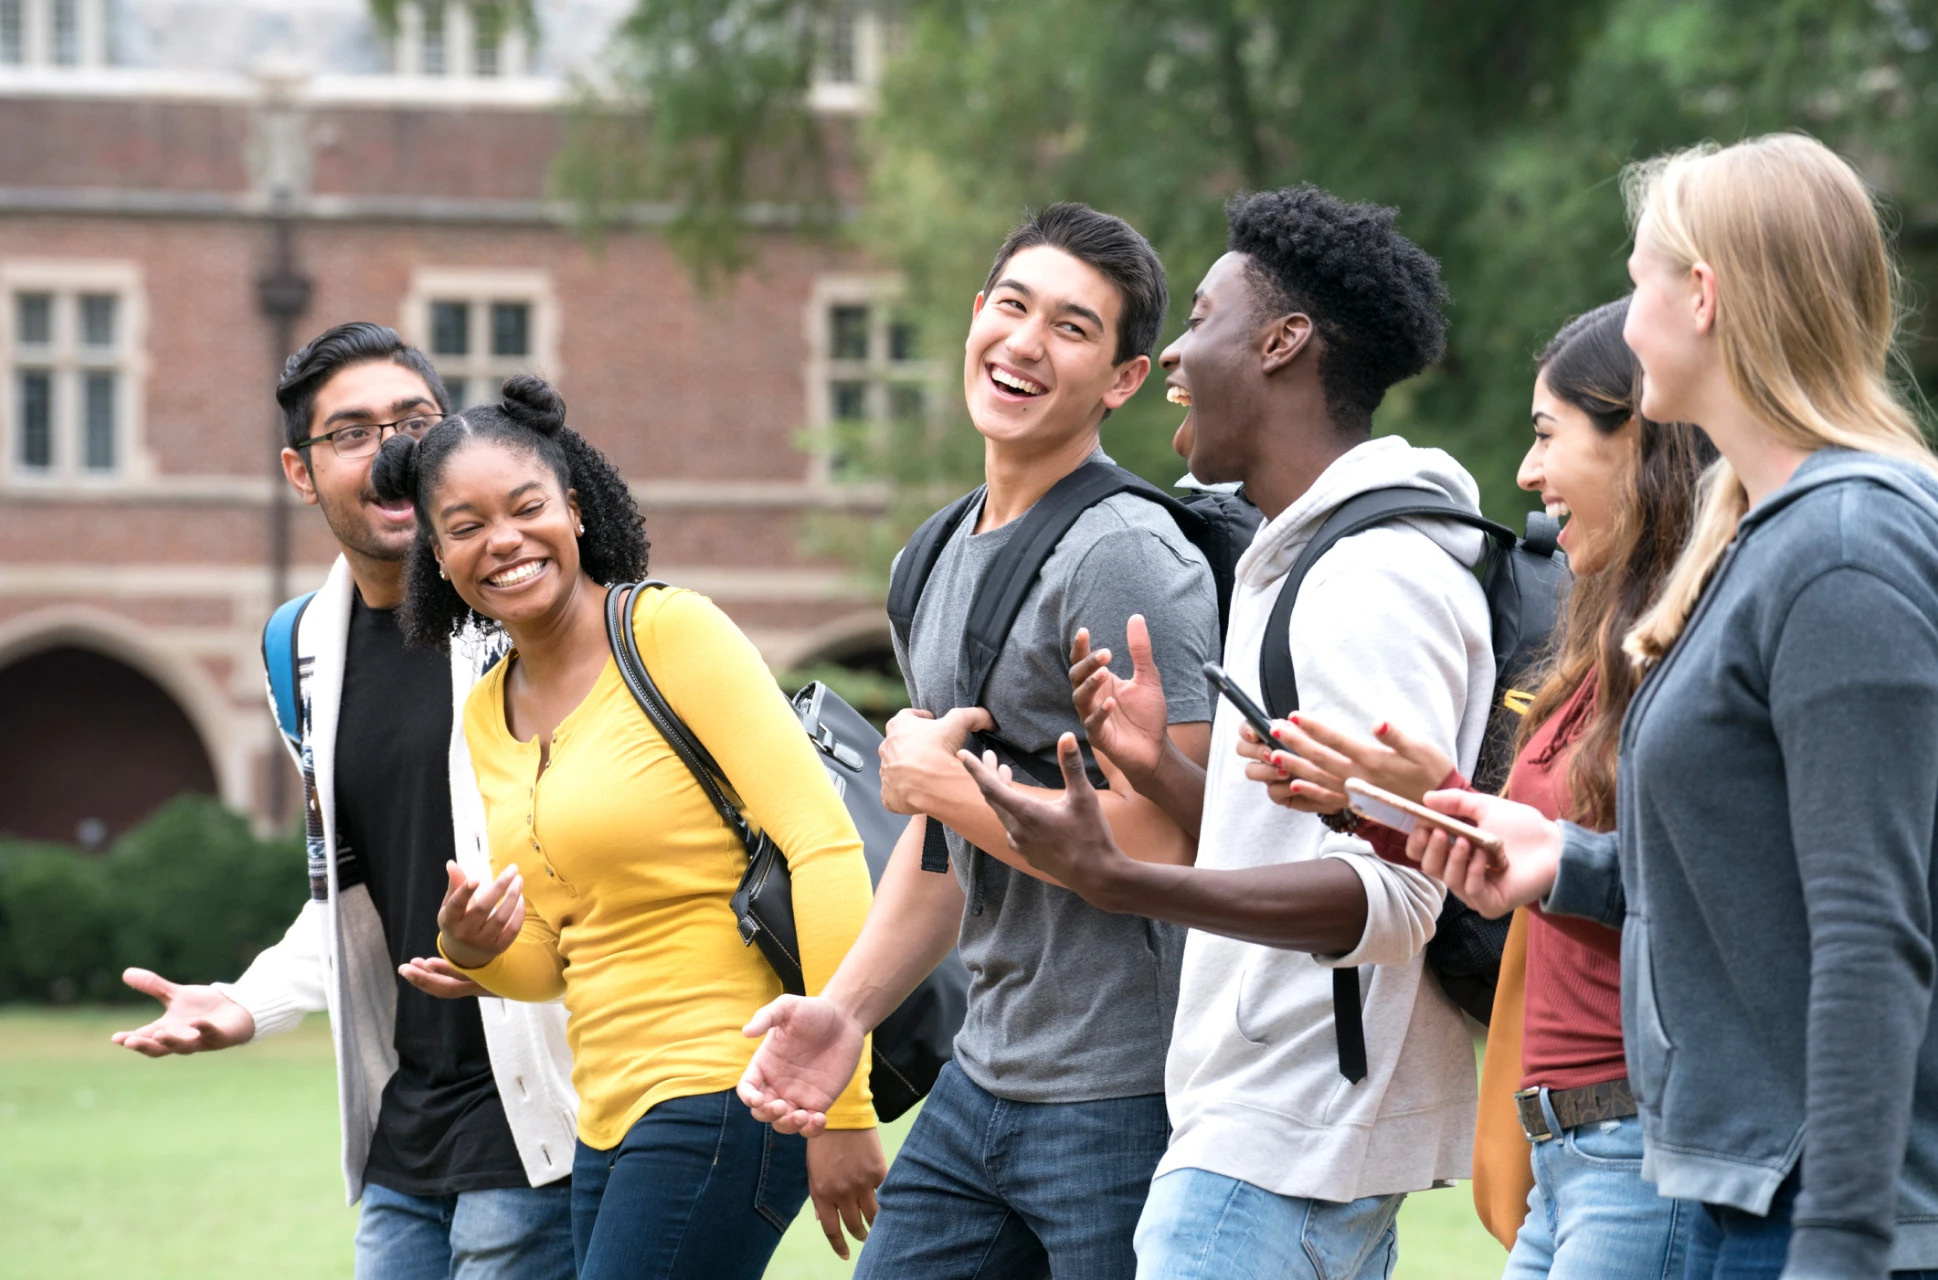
left=1514, top=1078, right=1636, bottom=1143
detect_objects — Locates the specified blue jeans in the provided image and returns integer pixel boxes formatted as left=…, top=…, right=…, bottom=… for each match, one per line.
left=854, top=1061, right=1171, bottom=1280
left=1133, top=1167, right=1403, bottom=1280
left=571, top=1089, right=808, bottom=1280
left=353, top=1180, right=574, bottom=1280
left=1682, top=1174, right=1938, bottom=1280
left=1503, top=1092, right=1691, bottom=1280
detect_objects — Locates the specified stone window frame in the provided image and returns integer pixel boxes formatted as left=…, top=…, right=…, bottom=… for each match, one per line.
left=0, top=258, right=149, bottom=490
left=802, top=274, right=936, bottom=485
left=400, top=267, right=559, bottom=413
left=0, top=0, right=107, bottom=68
left=391, top=0, right=531, bottom=80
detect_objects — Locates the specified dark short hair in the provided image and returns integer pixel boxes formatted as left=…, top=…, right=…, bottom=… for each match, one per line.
left=982, top=203, right=1168, bottom=365
left=369, top=374, right=649, bottom=649
left=1226, top=185, right=1448, bottom=427
left=276, top=321, right=449, bottom=450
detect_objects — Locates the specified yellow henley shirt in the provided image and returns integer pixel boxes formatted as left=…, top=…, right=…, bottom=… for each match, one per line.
left=454, top=586, right=876, bottom=1148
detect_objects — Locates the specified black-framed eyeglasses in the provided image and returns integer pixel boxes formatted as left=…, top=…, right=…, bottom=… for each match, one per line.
left=294, top=413, right=445, bottom=459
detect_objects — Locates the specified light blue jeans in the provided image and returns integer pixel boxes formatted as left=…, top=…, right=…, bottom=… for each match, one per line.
left=353, top=1180, right=575, bottom=1280
left=1503, top=1089, right=1691, bottom=1280
left=1133, top=1167, right=1404, bottom=1280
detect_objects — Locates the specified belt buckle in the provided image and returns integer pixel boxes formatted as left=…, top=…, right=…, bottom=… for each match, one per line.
left=1513, top=1086, right=1553, bottom=1144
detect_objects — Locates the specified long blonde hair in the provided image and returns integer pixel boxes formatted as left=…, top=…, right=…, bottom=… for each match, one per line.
left=1622, top=133, right=1936, bottom=665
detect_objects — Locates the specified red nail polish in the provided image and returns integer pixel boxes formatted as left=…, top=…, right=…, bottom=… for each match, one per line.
left=1289, top=715, right=1301, bottom=726
left=1376, top=722, right=1390, bottom=735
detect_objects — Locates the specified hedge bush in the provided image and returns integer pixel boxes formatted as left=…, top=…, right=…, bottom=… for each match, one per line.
left=0, top=795, right=308, bottom=1003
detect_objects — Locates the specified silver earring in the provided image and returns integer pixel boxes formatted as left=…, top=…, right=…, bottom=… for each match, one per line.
left=577, top=523, right=585, bottom=535
left=438, top=565, right=447, bottom=580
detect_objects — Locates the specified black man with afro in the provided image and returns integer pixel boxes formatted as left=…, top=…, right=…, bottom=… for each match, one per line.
left=957, top=185, right=1496, bottom=1278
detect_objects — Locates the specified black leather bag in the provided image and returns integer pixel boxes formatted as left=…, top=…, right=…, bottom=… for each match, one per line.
left=604, top=582, right=967, bottom=1121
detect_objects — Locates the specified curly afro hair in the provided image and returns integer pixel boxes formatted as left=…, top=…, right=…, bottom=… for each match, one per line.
left=369, top=374, right=649, bottom=650
left=1226, top=185, right=1449, bottom=427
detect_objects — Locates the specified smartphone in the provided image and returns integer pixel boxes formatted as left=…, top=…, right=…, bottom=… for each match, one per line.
left=1202, top=661, right=1283, bottom=749
left=1344, top=778, right=1507, bottom=869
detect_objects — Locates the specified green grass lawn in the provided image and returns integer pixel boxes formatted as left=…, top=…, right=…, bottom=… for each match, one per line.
left=0, top=1008, right=1504, bottom=1279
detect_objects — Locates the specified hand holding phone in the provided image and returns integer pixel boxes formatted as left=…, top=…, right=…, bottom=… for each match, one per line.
left=1201, top=661, right=1283, bottom=748
left=1344, top=778, right=1506, bottom=870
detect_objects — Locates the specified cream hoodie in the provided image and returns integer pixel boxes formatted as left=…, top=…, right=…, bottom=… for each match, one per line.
left=1158, top=436, right=1493, bottom=1203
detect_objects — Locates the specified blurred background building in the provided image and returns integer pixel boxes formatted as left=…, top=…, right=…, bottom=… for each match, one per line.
left=0, top=0, right=903, bottom=842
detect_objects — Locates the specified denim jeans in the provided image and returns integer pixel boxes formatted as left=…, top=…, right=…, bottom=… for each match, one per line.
left=570, top=1089, right=808, bottom=1280
left=853, top=1061, right=1171, bottom=1280
left=353, top=1180, right=574, bottom=1280
left=1682, top=1173, right=1938, bottom=1280
left=1503, top=1091, right=1691, bottom=1280
left=1132, top=1167, right=1403, bottom=1280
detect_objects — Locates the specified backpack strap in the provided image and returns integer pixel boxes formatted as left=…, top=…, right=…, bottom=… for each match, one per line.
left=887, top=489, right=984, bottom=655
left=1258, top=489, right=1514, bottom=719
left=1253, top=488, right=1512, bottom=1086
left=960, top=461, right=1206, bottom=707
left=262, top=590, right=318, bottom=750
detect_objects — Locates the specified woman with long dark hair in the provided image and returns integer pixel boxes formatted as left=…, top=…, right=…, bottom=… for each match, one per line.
left=1245, top=297, right=1715, bottom=1278
left=370, top=376, right=884, bottom=1280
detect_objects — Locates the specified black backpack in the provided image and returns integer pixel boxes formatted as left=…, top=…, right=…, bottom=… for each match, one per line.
left=886, top=460, right=1261, bottom=890
left=1256, top=488, right=1569, bottom=1081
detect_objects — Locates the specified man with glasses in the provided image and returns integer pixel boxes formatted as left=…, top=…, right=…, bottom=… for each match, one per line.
left=111, top=323, right=578, bottom=1280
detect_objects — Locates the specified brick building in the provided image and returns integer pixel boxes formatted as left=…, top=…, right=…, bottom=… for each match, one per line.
left=0, top=0, right=912, bottom=842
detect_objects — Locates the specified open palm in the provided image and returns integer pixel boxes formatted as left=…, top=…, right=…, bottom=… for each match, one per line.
left=738, top=996, right=866, bottom=1137
left=1069, top=614, right=1171, bottom=779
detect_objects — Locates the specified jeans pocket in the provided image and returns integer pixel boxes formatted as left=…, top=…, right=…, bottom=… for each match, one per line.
left=1562, top=1116, right=1646, bottom=1169
left=751, top=1121, right=807, bottom=1234
left=1298, top=1192, right=1405, bottom=1280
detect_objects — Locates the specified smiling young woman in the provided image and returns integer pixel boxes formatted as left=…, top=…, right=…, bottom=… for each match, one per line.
left=367, top=376, right=885, bottom=1279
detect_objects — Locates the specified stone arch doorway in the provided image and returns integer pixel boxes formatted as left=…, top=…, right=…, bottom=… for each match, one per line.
left=0, top=645, right=218, bottom=846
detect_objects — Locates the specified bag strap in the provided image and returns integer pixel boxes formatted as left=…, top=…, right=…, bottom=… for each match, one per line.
left=886, top=489, right=984, bottom=654
left=1253, top=488, right=1510, bottom=1086
left=1259, top=489, right=1513, bottom=719
left=262, top=589, right=318, bottom=749
left=602, top=582, right=757, bottom=856
left=961, top=459, right=1207, bottom=707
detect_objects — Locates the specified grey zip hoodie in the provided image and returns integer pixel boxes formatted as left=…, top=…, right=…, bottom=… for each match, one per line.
left=1547, top=451, right=1938, bottom=1279
left=1161, top=437, right=1494, bottom=1202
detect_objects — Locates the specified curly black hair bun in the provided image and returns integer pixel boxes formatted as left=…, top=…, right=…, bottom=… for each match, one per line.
left=369, top=432, right=421, bottom=505
left=498, top=374, right=567, bottom=438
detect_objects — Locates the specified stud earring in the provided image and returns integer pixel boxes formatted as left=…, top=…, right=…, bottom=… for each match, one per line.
left=438, top=565, right=447, bottom=580
left=577, top=523, right=585, bottom=535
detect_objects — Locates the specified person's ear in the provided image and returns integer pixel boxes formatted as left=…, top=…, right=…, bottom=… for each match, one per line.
left=281, top=446, right=319, bottom=507
left=566, top=489, right=583, bottom=535
left=1690, top=262, right=1719, bottom=337
left=1260, top=313, right=1314, bottom=376
left=1101, top=354, right=1152, bottom=411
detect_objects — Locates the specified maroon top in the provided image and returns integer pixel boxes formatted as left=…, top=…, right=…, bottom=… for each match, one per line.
left=1353, top=679, right=1625, bottom=1090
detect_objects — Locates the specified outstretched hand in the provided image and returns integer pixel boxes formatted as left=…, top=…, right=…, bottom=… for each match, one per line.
left=436, top=862, right=524, bottom=971
left=399, top=955, right=489, bottom=999
left=958, top=733, right=1131, bottom=904
left=1405, top=789, right=1562, bottom=918
left=110, top=968, right=255, bottom=1057
left=737, top=995, right=867, bottom=1138
left=1237, top=713, right=1456, bottom=814
left=1069, top=615, right=1170, bottom=783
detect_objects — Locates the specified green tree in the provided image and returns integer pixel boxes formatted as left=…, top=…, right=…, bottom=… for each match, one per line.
left=562, top=0, right=1938, bottom=566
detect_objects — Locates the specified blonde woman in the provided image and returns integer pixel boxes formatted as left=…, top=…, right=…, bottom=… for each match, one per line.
left=1413, top=134, right=1938, bottom=1280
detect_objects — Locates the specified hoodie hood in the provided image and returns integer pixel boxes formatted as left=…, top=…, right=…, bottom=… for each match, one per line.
left=1236, top=435, right=1489, bottom=588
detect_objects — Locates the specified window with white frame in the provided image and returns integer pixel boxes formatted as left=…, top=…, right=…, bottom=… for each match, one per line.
left=807, top=278, right=932, bottom=481
left=0, top=0, right=107, bottom=67
left=3, top=263, right=144, bottom=484
left=403, top=269, right=557, bottom=411
left=393, top=0, right=528, bottom=79
left=809, top=2, right=887, bottom=111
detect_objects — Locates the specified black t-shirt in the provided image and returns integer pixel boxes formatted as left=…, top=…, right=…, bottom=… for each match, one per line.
left=335, top=595, right=529, bottom=1196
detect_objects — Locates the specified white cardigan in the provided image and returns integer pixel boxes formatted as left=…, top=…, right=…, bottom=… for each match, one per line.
left=219, top=557, right=577, bottom=1203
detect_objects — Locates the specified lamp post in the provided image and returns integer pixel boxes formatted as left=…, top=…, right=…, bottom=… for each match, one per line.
left=252, top=65, right=313, bottom=827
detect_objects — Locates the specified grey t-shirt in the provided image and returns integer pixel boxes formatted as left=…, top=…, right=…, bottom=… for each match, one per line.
left=892, top=474, right=1221, bottom=1103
